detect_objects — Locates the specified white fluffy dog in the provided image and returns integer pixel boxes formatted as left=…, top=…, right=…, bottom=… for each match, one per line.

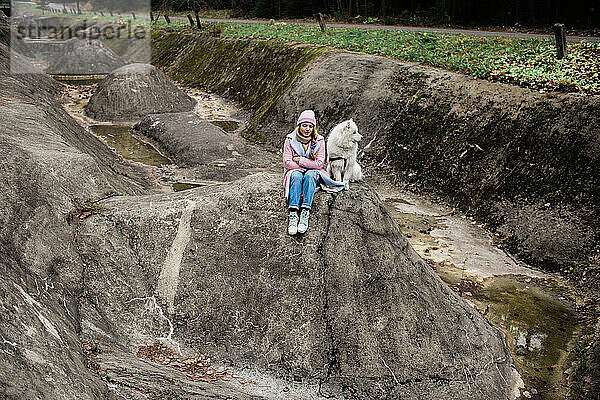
left=326, top=118, right=363, bottom=188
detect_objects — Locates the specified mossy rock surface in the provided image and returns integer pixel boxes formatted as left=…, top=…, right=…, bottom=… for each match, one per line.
left=84, top=62, right=196, bottom=122
left=151, top=31, right=322, bottom=143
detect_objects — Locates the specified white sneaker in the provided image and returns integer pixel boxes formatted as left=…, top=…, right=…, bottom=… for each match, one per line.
left=297, top=209, right=310, bottom=234
left=288, top=211, right=299, bottom=235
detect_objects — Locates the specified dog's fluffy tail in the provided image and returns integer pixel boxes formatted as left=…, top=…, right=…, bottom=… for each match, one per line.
left=353, top=163, right=363, bottom=181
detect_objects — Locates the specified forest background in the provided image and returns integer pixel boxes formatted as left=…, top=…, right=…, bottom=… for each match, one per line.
left=57, top=0, right=599, bottom=30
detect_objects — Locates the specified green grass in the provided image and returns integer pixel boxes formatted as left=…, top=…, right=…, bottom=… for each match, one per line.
left=155, top=20, right=600, bottom=95
left=14, top=2, right=149, bottom=28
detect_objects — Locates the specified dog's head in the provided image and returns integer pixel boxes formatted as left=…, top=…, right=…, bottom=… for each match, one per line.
left=345, top=118, right=362, bottom=143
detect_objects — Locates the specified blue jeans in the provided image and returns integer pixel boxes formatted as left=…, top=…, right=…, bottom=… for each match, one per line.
left=288, top=170, right=319, bottom=210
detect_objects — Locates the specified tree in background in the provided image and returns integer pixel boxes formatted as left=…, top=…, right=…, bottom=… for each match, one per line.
left=151, top=0, right=600, bottom=28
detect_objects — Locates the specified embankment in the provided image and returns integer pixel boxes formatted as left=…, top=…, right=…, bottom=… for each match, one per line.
left=151, top=30, right=599, bottom=277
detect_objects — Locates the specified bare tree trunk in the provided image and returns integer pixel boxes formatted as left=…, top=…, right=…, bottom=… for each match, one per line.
left=187, top=14, right=195, bottom=28
left=164, top=14, right=171, bottom=24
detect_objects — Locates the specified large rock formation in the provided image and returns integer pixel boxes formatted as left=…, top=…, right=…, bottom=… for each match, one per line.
left=76, top=173, right=520, bottom=399
left=0, top=26, right=148, bottom=398
left=45, top=37, right=125, bottom=75
left=154, top=32, right=599, bottom=275
left=134, top=112, right=279, bottom=181
left=0, top=23, right=520, bottom=399
left=84, top=63, right=196, bottom=122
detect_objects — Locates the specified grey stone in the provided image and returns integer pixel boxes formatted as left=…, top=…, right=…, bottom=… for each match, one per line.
left=134, top=112, right=279, bottom=181
left=257, top=52, right=600, bottom=274
left=76, top=173, right=520, bottom=399
left=84, top=63, right=196, bottom=122
left=0, top=25, right=520, bottom=399
left=45, top=37, right=125, bottom=75
left=0, top=36, right=147, bottom=399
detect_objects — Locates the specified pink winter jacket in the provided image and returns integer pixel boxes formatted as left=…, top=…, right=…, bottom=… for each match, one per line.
left=283, top=131, right=330, bottom=200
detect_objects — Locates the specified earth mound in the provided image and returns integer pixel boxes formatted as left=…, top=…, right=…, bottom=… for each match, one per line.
left=76, top=173, right=521, bottom=400
left=44, top=37, right=124, bottom=75
left=84, top=63, right=196, bottom=122
left=134, top=112, right=279, bottom=181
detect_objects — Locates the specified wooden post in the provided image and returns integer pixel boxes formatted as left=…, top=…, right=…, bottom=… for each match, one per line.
left=553, top=23, right=568, bottom=59
left=195, top=11, right=201, bottom=29
left=317, top=12, right=327, bottom=33
left=164, top=14, right=171, bottom=24
left=187, top=14, right=195, bottom=28
left=132, top=11, right=136, bottom=19
left=150, top=11, right=154, bottom=21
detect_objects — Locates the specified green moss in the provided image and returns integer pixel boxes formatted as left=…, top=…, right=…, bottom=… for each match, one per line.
left=210, top=120, right=239, bottom=132
left=371, top=91, right=599, bottom=214
left=151, top=30, right=322, bottom=146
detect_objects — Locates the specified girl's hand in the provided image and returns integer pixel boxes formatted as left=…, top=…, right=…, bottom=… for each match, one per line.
left=293, top=157, right=300, bottom=163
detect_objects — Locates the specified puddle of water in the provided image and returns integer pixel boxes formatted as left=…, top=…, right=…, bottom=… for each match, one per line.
left=470, top=276, right=578, bottom=398
left=381, top=194, right=581, bottom=399
left=171, top=182, right=205, bottom=192
left=184, top=88, right=241, bottom=121
left=89, top=125, right=172, bottom=167
left=210, top=120, right=239, bottom=133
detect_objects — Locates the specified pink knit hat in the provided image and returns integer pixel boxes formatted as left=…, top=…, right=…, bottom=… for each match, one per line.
left=297, top=110, right=316, bottom=126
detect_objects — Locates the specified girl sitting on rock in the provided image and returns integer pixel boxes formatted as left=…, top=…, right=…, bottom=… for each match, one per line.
left=283, top=110, right=345, bottom=235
